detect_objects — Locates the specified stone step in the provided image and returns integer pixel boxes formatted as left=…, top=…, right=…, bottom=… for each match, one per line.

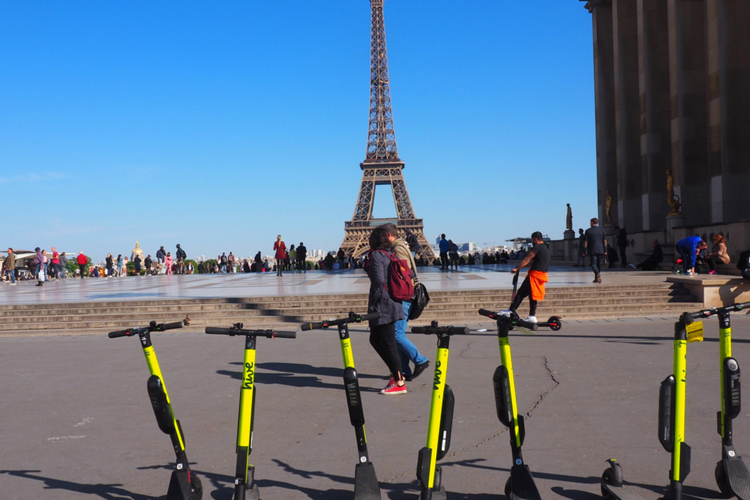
left=0, top=283, right=700, bottom=336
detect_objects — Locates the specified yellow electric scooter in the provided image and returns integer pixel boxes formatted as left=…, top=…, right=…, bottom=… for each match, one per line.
left=601, top=303, right=750, bottom=500
left=479, top=309, right=542, bottom=500
left=684, top=301, right=750, bottom=499
left=108, top=321, right=202, bottom=500
left=301, top=311, right=382, bottom=500
left=205, top=323, right=296, bottom=500
left=411, top=321, right=469, bottom=500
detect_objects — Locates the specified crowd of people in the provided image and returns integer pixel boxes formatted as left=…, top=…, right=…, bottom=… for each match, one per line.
left=4, top=228, right=749, bottom=288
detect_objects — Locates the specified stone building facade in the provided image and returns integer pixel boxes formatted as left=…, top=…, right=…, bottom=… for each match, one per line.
left=580, top=0, right=750, bottom=258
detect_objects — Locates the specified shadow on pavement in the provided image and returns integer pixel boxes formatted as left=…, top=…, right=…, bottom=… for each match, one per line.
left=272, top=458, right=417, bottom=499
left=0, top=469, right=155, bottom=500
left=215, top=362, right=386, bottom=393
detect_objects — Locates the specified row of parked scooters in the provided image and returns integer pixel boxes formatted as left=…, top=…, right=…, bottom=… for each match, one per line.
left=108, top=301, right=750, bottom=500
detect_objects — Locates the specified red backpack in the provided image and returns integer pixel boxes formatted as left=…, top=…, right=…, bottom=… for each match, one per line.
left=365, top=250, right=414, bottom=301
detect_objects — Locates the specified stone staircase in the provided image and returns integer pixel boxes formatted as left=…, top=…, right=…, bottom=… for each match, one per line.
left=0, top=282, right=698, bottom=336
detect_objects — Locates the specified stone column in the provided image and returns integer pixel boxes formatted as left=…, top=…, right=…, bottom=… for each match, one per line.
left=591, top=2, right=618, bottom=226
left=613, top=0, right=643, bottom=232
left=636, top=0, right=670, bottom=232
left=667, top=0, right=710, bottom=226
left=717, top=0, right=750, bottom=224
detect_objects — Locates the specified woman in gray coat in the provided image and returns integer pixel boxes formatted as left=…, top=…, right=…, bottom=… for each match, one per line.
left=367, top=226, right=407, bottom=395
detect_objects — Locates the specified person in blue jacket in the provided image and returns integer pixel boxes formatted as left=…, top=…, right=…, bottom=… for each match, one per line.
left=675, top=236, right=707, bottom=276
left=438, top=234, right=449, bottom=270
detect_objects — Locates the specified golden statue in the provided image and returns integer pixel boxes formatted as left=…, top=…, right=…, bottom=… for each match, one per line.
left=666, top=169, right=682, bottom=215
left=604, top=190, right=613, bottom=225
left=131, top=240, right=144, bottom=261
left=566, top=203, right=573, bottom=230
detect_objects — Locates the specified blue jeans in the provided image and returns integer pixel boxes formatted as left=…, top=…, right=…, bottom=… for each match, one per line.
left=590, top=254, right=603, bottom=277
left=394, top=301, right=428, bottom=376
left=675, top=244, right=692, bottom=274
left=7, top=269, right=15, bottom=283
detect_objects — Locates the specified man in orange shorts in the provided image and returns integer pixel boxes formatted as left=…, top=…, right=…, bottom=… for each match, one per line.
left=498, top=231, right=549, bottom=323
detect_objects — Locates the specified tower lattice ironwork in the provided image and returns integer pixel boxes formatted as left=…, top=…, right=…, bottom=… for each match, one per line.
left=340, top=0, right=436, bottom=262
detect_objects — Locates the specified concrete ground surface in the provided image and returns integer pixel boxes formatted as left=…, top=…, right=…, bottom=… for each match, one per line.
left=3, top=312, right=750, bottom=499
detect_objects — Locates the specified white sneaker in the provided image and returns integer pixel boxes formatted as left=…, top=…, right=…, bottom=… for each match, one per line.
left=525, top=315, right=538, bottom=323
left=497, top=309, right=512, bottom=317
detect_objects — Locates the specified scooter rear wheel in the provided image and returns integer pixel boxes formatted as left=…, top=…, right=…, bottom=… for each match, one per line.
left=505, top=476, right=512, bottom=498
left=715, top=461, right=732, bottom=498
left=190, top=474, right=203, bottom=500
left=601, top=468, right=616, bottom=500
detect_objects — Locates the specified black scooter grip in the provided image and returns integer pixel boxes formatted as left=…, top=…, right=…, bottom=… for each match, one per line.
left=301, top=322, right=324, bottom=331
left=108, top=329, right=130, bottom=338
left=448, top=327, right=469, bottom=335
left=159, top=321, right=183, bottom=331
left=478, top=309, right=496, bottom=318
left=411, top=326, right=429, bottom=333
left=205, top=327, right=233, bottom=335
left=273, top=331, right=297, bottom=339
left=358, top=312, right=381, bottom=321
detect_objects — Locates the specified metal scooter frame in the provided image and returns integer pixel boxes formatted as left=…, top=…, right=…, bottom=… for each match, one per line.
left=205, top=323, right=296, bottom=500
left=411, top=321, right=469, bottom=500
left=301, top=312, right=382, bottom=500
left=479, top=309, right=542, bottom=500
left=108, top=321, right=202, bottom=500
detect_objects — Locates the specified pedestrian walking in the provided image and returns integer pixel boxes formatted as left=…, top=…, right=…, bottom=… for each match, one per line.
left=439, top=234, right=449, bottom=270
left=383, top=224, right=430, bottom=381
left=76, top=252, right=88, bottom=278
left=584, top=218, right=608, bottom=283
left=274, top=235, right=286, bottom=276
left=33, top=247, right=45, bottom=286
left=366, top=226, right=407, bottom=395
left=4, top=248, right=17, bottom=285
left=297, top=243, right=307, bottom=272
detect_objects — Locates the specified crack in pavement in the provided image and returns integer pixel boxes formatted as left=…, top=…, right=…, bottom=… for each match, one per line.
left=382, top=356, right=560, bottom=484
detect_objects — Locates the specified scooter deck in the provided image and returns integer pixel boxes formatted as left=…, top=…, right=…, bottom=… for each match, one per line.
left=601, top=481, right=646, bottom=500
left=726, top=456, right=750, bottom=500
left=353, top=462, right=381, bottom=500
left=509, top=464, right=542, bottom=500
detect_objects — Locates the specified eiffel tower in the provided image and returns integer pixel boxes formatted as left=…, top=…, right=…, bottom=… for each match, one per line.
left=340, top=0, right=436, bottom=262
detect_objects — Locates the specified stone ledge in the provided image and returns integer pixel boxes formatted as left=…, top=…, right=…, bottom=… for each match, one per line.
left=666, top=275, right=750, bottom=308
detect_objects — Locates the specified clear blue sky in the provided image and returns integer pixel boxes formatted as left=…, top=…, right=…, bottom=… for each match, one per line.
left=1, top=1, right=596, bottom=261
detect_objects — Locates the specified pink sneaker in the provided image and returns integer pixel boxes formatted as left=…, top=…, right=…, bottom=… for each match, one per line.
left=381, top=380, right=407, bottom=395
left=709, top=270, right=717, bottom=275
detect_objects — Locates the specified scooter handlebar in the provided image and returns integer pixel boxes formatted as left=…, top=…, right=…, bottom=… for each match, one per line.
left=410, top=326, right=469, bottom=335
left=300, top=312, right=382, bottom=330
left=682, top=300, right=750, bottom=324
left=108, top=329, right=131, bottom=338
left=273, top=331, right=297, bottom=339
left=157, top=322, right=183, bottom=331
left=478, top=308, right=498, bottom=319
left=205, top=326, right=297, bottom=338
left=301, top=322, right=323, bottom=331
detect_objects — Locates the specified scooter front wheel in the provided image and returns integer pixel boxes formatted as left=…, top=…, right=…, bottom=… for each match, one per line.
left=715, top=461, right=732, bottom=498
left=547, top=317, right=562, bottom=331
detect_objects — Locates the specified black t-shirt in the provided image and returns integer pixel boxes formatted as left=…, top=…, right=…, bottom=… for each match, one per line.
left=530, top=243, right=550, bottom=273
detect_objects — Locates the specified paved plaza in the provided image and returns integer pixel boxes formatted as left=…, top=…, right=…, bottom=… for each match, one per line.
left=2, top=294, right=750, bottom=499
left=0, top=264, right=682, bottom=306
left=3, top=264, right=749, bottom=499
